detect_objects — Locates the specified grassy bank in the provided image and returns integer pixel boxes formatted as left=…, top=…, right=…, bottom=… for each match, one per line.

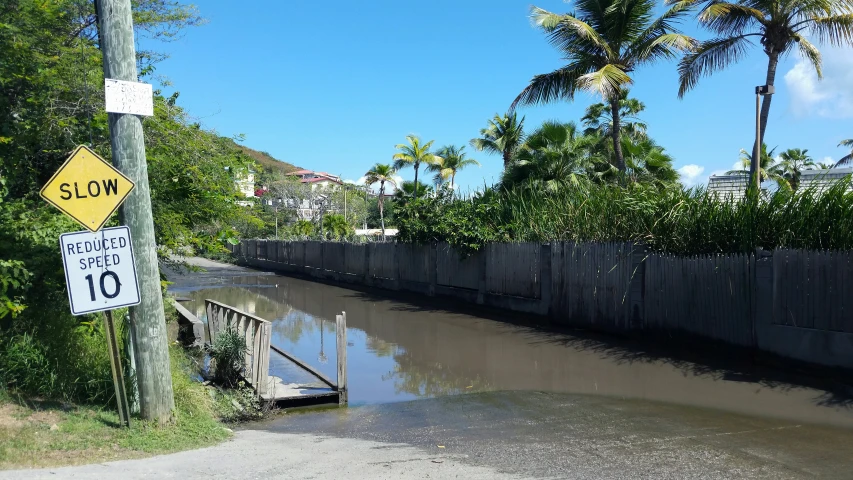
left=0, top=344, right=231, bottom=470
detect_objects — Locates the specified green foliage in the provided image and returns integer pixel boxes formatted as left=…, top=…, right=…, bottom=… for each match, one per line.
left=321, top=214, right=354, bottom=241
left=208, top=327, right=247, bottom=388
left=292, top=219, right=315, bottom=238
left=397, top=181, right=853, bottom=255
left=0, top=260, right=32, bottom=319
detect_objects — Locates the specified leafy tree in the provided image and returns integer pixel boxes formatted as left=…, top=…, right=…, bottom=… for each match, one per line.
left=364, top=163, right=397, bottom=240
left=469, top=112, right=526, bottom=169
left=392, top=135, right=440, bottom=198
left=429, top=146, right=480, bottom=189
left=502, top=121, right=597, bottom=191
left=678, top=0, right=853, bottom=147
left=777, top=148, right=816, bottom=190
left=511, top=1, right=695, bottom=172
left=838, top=139, right=853, bottom=167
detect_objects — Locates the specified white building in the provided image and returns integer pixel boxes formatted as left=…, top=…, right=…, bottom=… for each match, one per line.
left=707, top=173, right=750, bottom=201
left=235, top=169, right=256, bottom=198
left=799, top=168, right=853, bottom=194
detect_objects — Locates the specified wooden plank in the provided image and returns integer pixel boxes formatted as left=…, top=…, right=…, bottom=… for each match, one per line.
left=269, top=344, right=336, bottom=388
left=336, top=312, right=348, bottom=405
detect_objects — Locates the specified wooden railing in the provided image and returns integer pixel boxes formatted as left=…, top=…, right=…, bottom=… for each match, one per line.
left=205, top=299, right=271, bottom=397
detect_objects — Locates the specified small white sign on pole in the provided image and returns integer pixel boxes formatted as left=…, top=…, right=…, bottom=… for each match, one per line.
left=104, top=78, right=154, bottom=117
left=60, top=226, right=141, bottom=316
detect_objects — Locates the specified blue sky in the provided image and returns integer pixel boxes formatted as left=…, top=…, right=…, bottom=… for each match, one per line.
left=144, top=0, right=853, bottom=191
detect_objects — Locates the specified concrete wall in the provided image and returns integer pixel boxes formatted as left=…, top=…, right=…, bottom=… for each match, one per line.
left=227, top=240, right=853, bottom=370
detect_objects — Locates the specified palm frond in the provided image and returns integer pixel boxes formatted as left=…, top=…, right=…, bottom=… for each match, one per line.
left=809, top=14, right=853, bottom=47
left=511, top=65, right=591, bottom=109
left=699, top=2, right=766, bottom=35
left=678, top=35, right=754, bottom=97
left=796, top=35, right=823, bottom=78
left=576, top=63, right=632, bottom=99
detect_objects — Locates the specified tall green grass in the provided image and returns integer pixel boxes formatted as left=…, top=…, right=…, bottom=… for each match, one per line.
left=397, top=181, right=853, bottom=254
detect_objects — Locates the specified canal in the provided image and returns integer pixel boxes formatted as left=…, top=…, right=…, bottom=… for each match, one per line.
left=169, top=260, right=853, bottom=478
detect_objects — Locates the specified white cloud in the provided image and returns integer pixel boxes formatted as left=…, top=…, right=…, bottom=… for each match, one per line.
left=344, top=176, right=367, bottom=186
left=732, top=160, right=744, bottom=171
left=820, top=156, right=835, bottom=167
left=678, top=164, right=705, bottom=187
left=784, top=45, right=853, bottom=118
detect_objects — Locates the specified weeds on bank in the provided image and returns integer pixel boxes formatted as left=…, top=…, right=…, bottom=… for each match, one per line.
left=0, top=344, right=231, bottom=470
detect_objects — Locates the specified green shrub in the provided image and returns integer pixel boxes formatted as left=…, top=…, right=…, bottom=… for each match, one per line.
left=208, top=327, right=247, bottom=388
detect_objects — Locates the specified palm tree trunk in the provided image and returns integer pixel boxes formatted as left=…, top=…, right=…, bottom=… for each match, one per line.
left=610, top=98, right=626, bottom=171
left=450, top=172, right=455, bottom=190
left=413, top=163, right=420, bottom=199
left=759, top=52, right=779, bottom=144
left=503, top=151, right=511, bottom=169
left=379, top=181, right=386, bottom=241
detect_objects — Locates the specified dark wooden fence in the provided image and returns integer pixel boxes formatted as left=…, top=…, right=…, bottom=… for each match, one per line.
left=227, top=240, right=853, bottom=369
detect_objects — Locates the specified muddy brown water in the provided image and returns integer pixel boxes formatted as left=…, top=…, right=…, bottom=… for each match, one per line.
left=171, top=270, right=853, bottom=429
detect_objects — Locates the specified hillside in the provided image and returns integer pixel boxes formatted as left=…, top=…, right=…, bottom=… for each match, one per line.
left=234, top=143, right=301, bottom=174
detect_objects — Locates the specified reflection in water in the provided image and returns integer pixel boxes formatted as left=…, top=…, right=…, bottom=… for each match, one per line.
left=174, top=274, right=853, bottom=427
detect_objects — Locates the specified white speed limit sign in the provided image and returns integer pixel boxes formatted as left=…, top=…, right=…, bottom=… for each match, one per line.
left=60, top=226, right=141, bottom=315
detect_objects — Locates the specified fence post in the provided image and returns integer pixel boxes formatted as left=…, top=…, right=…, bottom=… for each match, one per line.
left=539, top=243, right=552, bottom=316
left=428, top=243, right=437, bottom=297
left=302, top=241, right=308, bottom=276
left=364, top=242, right=372, bottom=286
left=476, top=247, right=487, bottom=305
left=336, top=312, right=348, bottom=405
left=753, top=248, right=774, bottom=349
left=629, top=243, right=647, bottom=330
left=393, top=243, right=401, bottom=291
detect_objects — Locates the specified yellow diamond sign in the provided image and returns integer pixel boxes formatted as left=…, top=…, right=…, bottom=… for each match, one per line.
left=40, top=145, right=135, bottom=232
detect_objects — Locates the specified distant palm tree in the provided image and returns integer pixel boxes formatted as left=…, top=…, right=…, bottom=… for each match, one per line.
left=502, top=121, right=597, bottom=191
left=581, top=90, right=648, bottom=142
left=469, top=112, right=526, bottom=169
left=393, top=181, right=433, bottom=201
left=511, top=1, right=695, bottom=172
left=364, top=163, right=397, bottom=240
left=727, top=144, right=786, bottom=187
left=777, top=148, right=816, bottom=190
left=838, top=139, right=853, bottom=168
left=678, top=0, right=853, bottom=148
left=393, top=135, right=440, bottom=198
left=430, top=146, right=481, bottom=189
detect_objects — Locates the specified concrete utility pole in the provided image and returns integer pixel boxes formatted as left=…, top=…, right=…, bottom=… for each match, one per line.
left=96, top=0, right=175, bottom=423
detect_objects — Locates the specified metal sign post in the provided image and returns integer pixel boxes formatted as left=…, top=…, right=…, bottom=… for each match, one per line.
left=104, top=310, right=132, bottom=427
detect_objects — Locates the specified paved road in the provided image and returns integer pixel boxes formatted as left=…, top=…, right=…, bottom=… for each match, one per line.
left=5, top=391, right=853, bottom=479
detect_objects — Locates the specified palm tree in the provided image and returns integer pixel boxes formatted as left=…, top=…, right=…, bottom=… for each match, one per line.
left=838, top=139, right=853, bottom=167
left=469, top=112, right=526, bottom=169
left=678, top=0, right=853, bottom=147
left=501, top=121, right=598, bottom=191
left=581, top=89, right=648, bottom=142
left=393, top=180, right=433, bottom=201
left=727, top=144, right=786, bottom=187
left=511, top=1, right=695, bottom=172
left=364, top=163, right=397, bottom=240
left=777, top=148, right=816, bottom=190
left=430, top=146, right=481, bottom=189
left=392, top=135, right=440, bottom=198
left=620, top=137, right=679, bottom=187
